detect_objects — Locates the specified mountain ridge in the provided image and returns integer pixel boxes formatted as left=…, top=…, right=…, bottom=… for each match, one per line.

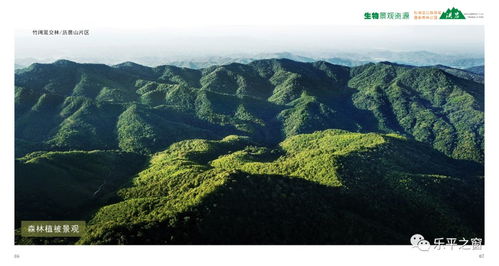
left=15, top=58, right=484, bottom=244
left=15, top=50, right=484, bottom=69
left=15, top=58, right=484, bottom=162
left=75, top=130, right=483, bottom=244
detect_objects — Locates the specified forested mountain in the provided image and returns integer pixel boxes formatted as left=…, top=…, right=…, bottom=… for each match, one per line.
left=465, top=65, right=485, bottom=75
left=15, top=59, right=484, bottom=244
left=435, top=65, right=484, bottom=84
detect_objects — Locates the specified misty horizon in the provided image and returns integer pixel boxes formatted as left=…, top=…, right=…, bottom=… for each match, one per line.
left=16, top=25, right=483, bottom=67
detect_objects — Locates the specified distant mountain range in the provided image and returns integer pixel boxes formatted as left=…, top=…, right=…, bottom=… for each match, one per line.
left=15, top=50, right=484, bottom=70
left=436, top=65, right=484, bottom=83
left=15, top=58, right=484, bottom=244
left=465, top=65, right=484, bottom=75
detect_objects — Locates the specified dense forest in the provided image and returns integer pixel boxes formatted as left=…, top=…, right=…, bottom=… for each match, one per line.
left=15, top=59, right=484, bottom=244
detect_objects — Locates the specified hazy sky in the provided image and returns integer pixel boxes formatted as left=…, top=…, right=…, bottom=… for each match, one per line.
left=15, top=25, right=484, bottom=64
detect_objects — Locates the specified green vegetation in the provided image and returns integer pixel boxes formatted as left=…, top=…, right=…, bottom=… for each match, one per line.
left=15, top=150, right=146, bottom=224
left=15, top=59, right=483, bottom=162
left=349, top=62, right=483, bottom=162
left=14, top=59, right=484, bottom=244
left=77, top=130, right=483, bottom=244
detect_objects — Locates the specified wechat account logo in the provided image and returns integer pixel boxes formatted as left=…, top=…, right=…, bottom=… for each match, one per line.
left=411, top=234, right=431, bottom=251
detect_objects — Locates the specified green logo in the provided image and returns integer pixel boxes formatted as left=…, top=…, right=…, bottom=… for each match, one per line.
left=440, top=7, right=466, bottom=19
